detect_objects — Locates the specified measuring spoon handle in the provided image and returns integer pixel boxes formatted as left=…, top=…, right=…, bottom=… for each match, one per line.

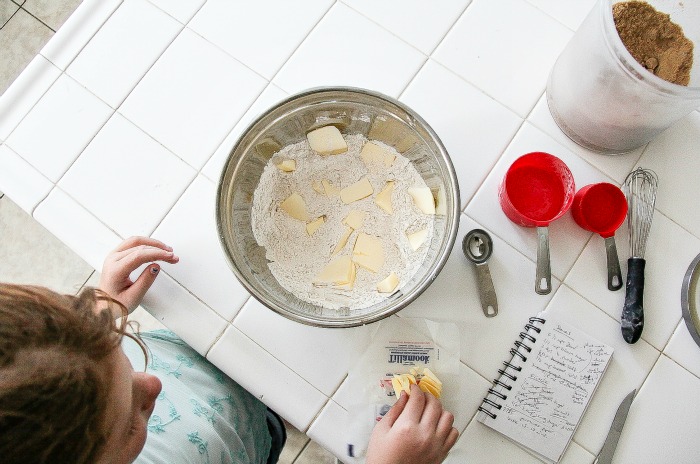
left=536, top=226, right=552, bottom=295
left=605, top=236, right=623, bottom=291
left=475, top=264, right=498, bottom=317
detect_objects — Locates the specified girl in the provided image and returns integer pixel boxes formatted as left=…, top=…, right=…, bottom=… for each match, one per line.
left=0, top=237, right=457, bottom=463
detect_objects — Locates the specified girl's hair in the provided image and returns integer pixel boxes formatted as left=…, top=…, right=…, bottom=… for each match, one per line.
left=0, top=283, right=141, bottom=463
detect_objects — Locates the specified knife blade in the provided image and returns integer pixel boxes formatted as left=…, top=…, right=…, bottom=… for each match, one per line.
left=595, top=389, right=636, bottom=464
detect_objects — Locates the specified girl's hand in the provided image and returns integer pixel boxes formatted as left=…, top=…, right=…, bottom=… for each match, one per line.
left=365, top=384, right=459, bottom=464
left=99, top=236, right=179, bottom=312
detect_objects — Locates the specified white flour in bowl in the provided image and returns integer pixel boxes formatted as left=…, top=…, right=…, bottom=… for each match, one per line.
left=251, top=134, right=434, bottom=310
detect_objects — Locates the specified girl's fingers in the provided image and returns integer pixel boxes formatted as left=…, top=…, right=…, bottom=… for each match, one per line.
left=380, top=389, right=409, bottom=428
left=113, top=236, right=173, bottom=253
left=114, top=246, right=179, bottom=273
left=122, top=264, right=161, bottom=311
left=435, top=409, right=455, bottom=441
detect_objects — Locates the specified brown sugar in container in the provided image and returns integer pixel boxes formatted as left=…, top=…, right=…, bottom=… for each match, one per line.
left=547, top=0, right=700, bottom=154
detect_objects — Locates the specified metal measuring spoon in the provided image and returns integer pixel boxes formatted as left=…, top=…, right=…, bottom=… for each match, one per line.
left=463, top=229, right=498, bottom=317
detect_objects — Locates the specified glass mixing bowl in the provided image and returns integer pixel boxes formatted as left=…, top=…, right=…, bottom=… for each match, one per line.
left=216, top=87, right=460, bottom=327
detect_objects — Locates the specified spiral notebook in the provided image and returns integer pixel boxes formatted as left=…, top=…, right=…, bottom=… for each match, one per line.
left=477, top=313, right=613, bottom=464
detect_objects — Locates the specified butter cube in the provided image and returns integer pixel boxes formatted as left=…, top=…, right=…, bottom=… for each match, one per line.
left=336, top=262, right=357, bottom=290
left=306, top=216, right=325, bottom=236
left=280, top=192, right=310, bottom=221
left=360, top=141, right=395, bottom=168
left=377, top=272, right=399, bottom=293
left=312, top=180, right=325, bottom=194
left=322, top=179, right=340, bottom=196
left=407, top=228, right=428, bottom=251
left=352, top=233, right=384, bottom=273
left=340, top=177, right=373, bottom=204
left=314, top=255, right=354, bottom=286
left=375, top=181, right=394, bottom=214
left=307, top=126, right=348, bottom=155
left=408, top=187, right=435, bottom=215
left=332, top=226, right=353, bottom=255
left=275, top=159, right=296, bottom=172
left=343, top=210, right=366, bottom=230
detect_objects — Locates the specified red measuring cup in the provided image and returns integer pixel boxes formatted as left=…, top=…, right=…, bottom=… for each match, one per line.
left=499, top=152, right=575, bottom=295
left=571, top=182, right=628, bottom=291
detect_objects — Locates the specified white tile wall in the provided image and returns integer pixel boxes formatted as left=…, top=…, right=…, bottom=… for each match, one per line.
left=5, top=74, right=113, bottom=182
left=152, top=175, right=250, bottom=321
left=188, top=0, right=333, bottom=80
left=0, top=55, right=61, bottom=141
left=33, top=188, right=121, bottom=271
left=207, top=324, right=328, bottom=431
left=342, top=0, right=472, bottom=55
left=141, top=271, right=229, bottom=354
left=610, top=355, right=700, bottom=464
left=40, top=0, right=123, bottom=70
left=636, top=111, right=700, bottom=236
left=433, top=0, right=572, bottom=118
left=119, top=28, right=267, bottom=169
left=66, top=0, right=182, bottom=108
left=0, top=145, right=53, bottom=213
left=58, top=113, right=196, bottom=237
left=232, top=298, right=374, bottom=396
left=146, top=0, right=205, bottom=23
left=273, top=3, right=426, bottom=97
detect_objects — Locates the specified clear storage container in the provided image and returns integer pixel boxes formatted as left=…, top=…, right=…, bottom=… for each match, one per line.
left=547, top=0, right=700, bottom=154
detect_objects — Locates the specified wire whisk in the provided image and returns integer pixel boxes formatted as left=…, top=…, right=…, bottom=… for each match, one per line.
left=623, top=168, right=658, bottom=259
left=620, top=167, right=658, bottom=344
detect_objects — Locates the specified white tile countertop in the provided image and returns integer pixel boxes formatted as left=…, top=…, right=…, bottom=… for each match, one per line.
left=2, top=0, right=700, bottom=462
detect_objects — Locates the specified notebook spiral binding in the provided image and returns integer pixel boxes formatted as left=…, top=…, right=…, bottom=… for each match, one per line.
left=477, top=317, right=546, bottom=420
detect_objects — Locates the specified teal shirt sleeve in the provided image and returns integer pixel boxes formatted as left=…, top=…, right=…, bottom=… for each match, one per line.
left=122, top=330, right=272, bottom=464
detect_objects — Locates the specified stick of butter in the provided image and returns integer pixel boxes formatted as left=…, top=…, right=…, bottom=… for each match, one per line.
left=306, top=216, right=325, bottom=236
left=275, top=159, right=296, bottom=172
left=343, top=210, right=366, bottom=230
left=377, top=272, right=399, bottom=293
left=408, top=187, right=436, bottom=215
left=279, top=192, right=310, bottom=221
left=352, top=233, right=384, bottom=273
left=307, top=126, right=348, bottom=155
left=407, top=228, right=428, bottom=251
left=375, top=181, right=394, bottom=214
left=360, top=141, right=396, bottom=168
left=340, top=177, right=373, bottom=204
left=314, top=255, right=354, bottom=286
left=332, top=226, right=353, bottom=255
left=322, top=179, right=340, bottom=196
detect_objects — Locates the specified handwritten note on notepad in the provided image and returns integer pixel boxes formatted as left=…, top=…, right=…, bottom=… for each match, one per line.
left=478, top=315, right=613, bottom=463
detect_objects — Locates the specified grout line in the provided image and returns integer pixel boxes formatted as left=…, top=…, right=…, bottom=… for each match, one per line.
left=18, top=5, right=57, bottom=33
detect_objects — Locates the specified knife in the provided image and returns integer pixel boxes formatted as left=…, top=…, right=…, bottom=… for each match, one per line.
left=595, top=389, right=636, bottom=464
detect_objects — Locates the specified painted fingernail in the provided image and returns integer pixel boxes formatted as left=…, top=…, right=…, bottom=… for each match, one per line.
left=151, top=266, right=159, bottom=275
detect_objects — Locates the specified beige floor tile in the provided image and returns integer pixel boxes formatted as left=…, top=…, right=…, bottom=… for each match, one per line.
left=294, top=440, right=339, bottom=464
left=1, top=0, right=19, bottom=27
left=279, top=421, right=310, bottom=464
left=22, top=0, right=82, bottom=31
left=0, top=7, right=53, bottom=94
left=0, top=195, right=94, bottom=294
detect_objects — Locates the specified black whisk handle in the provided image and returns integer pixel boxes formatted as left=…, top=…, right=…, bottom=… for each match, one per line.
left=621, top=257, right=645, bottom=344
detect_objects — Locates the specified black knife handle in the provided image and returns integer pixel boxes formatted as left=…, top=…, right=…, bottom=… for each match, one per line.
left=621, top=257, right=645, bottom=344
